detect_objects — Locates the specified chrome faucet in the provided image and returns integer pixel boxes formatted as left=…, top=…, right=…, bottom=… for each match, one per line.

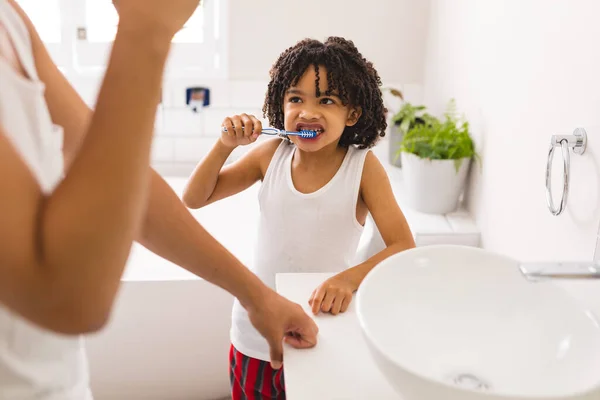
left=520, top=261, right=600, bottom=280
left=520, top=230, right=600, bottom=280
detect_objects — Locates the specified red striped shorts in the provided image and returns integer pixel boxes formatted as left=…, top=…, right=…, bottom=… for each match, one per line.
left=229, top=344, right=286, bottom=400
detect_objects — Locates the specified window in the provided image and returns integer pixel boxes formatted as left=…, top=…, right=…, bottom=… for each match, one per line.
left=15, top=0, right=61, bottom=43
left=15, top=0, right=69, bottom=67
left=76, top=0, right=221, bottom=77
left=84, top=0, right=118, bottom=43
left=14, top=0, right=227, bottom=78
left=85, top=0, right=205, bottom=43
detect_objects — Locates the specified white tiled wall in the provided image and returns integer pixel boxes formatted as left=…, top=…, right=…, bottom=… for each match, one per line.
left=153, top=104, right=266, bottom=175
left=67, top=73, right=268, bottom=175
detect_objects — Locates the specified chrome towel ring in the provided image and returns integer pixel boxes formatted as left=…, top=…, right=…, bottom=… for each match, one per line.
left=545, top=128, right=587, bottom=216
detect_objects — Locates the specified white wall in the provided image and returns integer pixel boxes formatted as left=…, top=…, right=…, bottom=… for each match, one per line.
left=422, top=0, right=600, bottom=262
left=227, top=0, right=430, bottom=83
left=67, top=0, right=431, bottom=176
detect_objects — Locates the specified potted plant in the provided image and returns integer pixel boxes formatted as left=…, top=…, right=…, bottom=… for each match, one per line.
left=397, top=100, right=477, bottom=214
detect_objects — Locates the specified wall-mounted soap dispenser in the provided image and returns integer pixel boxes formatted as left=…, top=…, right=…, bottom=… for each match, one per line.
left=186, top=87, right=210, bottom=113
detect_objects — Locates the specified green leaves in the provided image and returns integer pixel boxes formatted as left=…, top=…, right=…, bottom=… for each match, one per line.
left=396, top=100, right=478, bottom=170
left=401, top=118, right=474, bottom=160
left=391, top=103, right=429, bottom=133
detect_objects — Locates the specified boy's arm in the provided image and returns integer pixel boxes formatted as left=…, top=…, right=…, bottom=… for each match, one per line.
left=309, top=151, right=416, bottom=314
left=344, top=152, right=416, bottom=285
left=183, top=138, right=280, bottom=208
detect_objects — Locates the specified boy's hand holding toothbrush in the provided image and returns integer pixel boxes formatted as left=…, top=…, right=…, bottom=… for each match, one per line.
left=220, top=114, right=317, bottom=148
left=220, top=114, right=262, bottom=148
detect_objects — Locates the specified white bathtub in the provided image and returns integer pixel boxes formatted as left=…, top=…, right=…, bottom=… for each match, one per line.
left=86, top=178, right=262, bottom=400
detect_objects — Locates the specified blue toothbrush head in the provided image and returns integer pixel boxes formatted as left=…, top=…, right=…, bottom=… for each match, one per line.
left=296, top=129, right=318, bottom=138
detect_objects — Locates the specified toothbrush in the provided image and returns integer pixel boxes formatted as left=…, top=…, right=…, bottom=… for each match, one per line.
left=221, top=127, right=318, bottom=138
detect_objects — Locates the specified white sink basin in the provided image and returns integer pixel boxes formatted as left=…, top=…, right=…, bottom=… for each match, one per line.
left=356, top=245, right=600, bottom=400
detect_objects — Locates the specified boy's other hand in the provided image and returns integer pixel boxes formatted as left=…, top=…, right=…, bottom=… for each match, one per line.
left=309, top=273, right=357, bottom=315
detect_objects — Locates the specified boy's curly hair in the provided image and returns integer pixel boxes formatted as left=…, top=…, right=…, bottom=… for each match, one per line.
left=262, top=37, right=387, bottom=149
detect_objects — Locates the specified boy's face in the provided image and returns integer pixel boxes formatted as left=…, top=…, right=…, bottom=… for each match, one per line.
left=283, top=65, right=361, bottom=152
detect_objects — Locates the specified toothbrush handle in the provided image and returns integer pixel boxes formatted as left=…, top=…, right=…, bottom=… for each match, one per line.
left=221, top=126, right=266, bottom=133
left=221, top=127, right=287, bottom=137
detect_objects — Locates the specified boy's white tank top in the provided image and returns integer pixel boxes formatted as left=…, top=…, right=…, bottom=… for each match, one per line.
left=230, top=140, right=368, bottom=361
left=0, top=1, right=91, bottom=399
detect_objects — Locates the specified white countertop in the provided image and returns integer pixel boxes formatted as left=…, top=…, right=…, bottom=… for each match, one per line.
left=276, top=272, right=402, bottom=400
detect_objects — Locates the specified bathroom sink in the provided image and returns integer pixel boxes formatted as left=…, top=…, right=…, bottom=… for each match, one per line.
left=356, top=245, right=600, bottom=400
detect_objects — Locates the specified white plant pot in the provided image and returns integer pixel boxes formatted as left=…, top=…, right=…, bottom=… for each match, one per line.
left=400, top=152, right=471, bottom=214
